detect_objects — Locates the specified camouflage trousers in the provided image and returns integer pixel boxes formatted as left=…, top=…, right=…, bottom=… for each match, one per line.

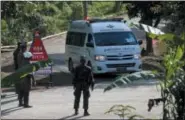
left=73, top=83, right=90, bottom=110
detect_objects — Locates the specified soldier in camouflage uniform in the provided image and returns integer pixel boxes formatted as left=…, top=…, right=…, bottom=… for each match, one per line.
left=73, top=56, right=95, bottom=116
left=17, top=44, right=32, bottom=108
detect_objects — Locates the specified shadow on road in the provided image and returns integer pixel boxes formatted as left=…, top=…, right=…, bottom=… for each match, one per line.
left=36, top=71, right=159, bottom=90
left=1, top=63, right=14, bottom=73
left=58, top=114, right=76, bottom=120
left=1, top=98, right=18, bottom=105
left=95, top=73, right=117, bottom=83
left=1, top=94, right=17, bottom=99
left=37, top=71, right=118, bottom=86
left=72, top=115, right=85, bottom=120
left=48, top=53, right=65, bottom=65
left=58, top=115, right=86, bottom=120
left=94, top=80, right=159, bottom=92
left=1, top=106, right=24, bottom=116
left=37, top=71, right=73, bottom=87
left=1, top=98, right=17, bottom=105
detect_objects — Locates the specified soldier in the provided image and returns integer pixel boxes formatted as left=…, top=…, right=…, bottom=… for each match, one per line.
left=13, top=42, right=22, bottom=94
left=73, top=56, right=95, bottom=116
left=17, top=44, right=33, bottom=108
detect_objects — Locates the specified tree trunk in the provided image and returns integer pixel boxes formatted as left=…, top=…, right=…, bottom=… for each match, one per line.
left=140, top=18, right=153, bottom=55
left=154, top=16, right=161, bottom=28
left=113, top=2, right=122, bottom=12
left=146, top=34, right=153, bottom=55
left=83, top=1, right=88, bottom=19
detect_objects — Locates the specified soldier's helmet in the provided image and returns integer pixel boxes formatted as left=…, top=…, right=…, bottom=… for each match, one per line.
left=80, top=56, right=86, bottom=64
left=17, top=42, right=22, bottom=47
left=21, top=41, right=27, bottom=48
left=20, top=42, right=27, bottom=52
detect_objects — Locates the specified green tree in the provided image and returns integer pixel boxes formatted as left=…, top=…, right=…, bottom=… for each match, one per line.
left=162, top=2, right=185, bottom=35
left=1, top=1, right=125, bottom=45
left=124, top=1, right=163, bottom=54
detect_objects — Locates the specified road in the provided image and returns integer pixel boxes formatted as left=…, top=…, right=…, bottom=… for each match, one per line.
left=1, top=34, right=162, bottom=119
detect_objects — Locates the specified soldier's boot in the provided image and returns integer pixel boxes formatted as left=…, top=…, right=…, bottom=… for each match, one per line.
left=18, top=100, right=23, bottom=107
left=24, top=105, right=32, bottom=108
left=83, top=91, right=89, bottom=116
left=23, top=92, right=32, bottom=108
left=84, top=109, right=90, bottom=116
left=18, top=93, right=23, bottom=107
left=74, top=89, right=81, bottom=115
left=74, top=109, right=79, bottom=115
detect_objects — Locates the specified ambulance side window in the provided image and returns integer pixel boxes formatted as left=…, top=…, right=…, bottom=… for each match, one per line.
left=79, top=33, right=86, bottom=46
left=88, top=34, right=93, bottom=43
left=67, top=32, right=86, bottom=47
left=66, top=32, right=71, bottom=45
left=70, top=33, right=76, bottom=45
left=73, top=32, right=86, bottom=47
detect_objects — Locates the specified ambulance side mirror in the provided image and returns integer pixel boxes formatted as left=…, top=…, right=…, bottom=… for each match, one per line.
left=86, top=42, right=94, bottom=48
left=138, top=40, right=143, bottom=45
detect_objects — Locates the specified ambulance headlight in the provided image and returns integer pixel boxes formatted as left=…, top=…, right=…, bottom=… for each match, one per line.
left=134, top=54, right=141, bottom=59
left=95, top=55, right=106, bottom=61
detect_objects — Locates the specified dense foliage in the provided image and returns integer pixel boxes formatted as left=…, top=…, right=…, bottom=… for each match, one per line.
left=1, top=1, right=184, bottom=47
left=104, top=32, right=185, bottom=119
left=113, top=1, right=185, bottom=54
left=1, top=1, right=125, bottom=45
left=162, top=2, right=185, bottom=35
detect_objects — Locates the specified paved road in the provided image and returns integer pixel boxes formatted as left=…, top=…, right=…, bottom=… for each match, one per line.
left=1, top=84, right=162, bottom=119
left=1, top=34, right=163, bottom=119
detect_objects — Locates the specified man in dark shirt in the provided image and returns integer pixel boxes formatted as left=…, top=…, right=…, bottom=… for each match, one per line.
left=17, top=44, right=32, bottom=108
left=13, top=42, right=21, bottom=94
left=73, top=56, right=94, bottom=116
left=13, top=42, right=22, bottom=70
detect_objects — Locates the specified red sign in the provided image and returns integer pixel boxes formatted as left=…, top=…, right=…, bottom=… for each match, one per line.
left=29, top=32, right=49, bottom=61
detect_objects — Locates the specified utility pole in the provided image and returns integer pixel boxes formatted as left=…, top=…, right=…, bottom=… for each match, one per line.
left=83, top=1, right=88, bottom=19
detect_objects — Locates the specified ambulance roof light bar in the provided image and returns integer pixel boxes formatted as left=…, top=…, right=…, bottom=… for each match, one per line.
left=84, top=16, right=124, bottom=23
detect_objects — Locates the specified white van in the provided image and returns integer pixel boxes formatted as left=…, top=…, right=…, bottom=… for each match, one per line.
left=64, top=18, right=142, bottom=74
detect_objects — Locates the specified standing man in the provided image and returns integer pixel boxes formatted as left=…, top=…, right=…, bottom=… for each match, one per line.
left=13, top=42, right=22, bottom=94
left=13, top=42, right=22, bottom=70
left=73, top=56, right=95, bottom=116
left=17, top=43, right=33, bottom=108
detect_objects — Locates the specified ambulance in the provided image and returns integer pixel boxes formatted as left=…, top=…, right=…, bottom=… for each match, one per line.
left=64, top=17, right=143, bottom=74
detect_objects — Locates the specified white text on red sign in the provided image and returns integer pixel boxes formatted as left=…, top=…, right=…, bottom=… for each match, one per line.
left=32, top=55, right=45, bottom=59
left=33, top=46, right=43, bottom=52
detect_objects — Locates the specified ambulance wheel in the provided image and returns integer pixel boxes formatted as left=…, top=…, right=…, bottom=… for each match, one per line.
left=68, top=59, right=74, bottom=72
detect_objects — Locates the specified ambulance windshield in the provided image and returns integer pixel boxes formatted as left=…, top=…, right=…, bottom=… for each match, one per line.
left=94, top=32, right=138, bottom=46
